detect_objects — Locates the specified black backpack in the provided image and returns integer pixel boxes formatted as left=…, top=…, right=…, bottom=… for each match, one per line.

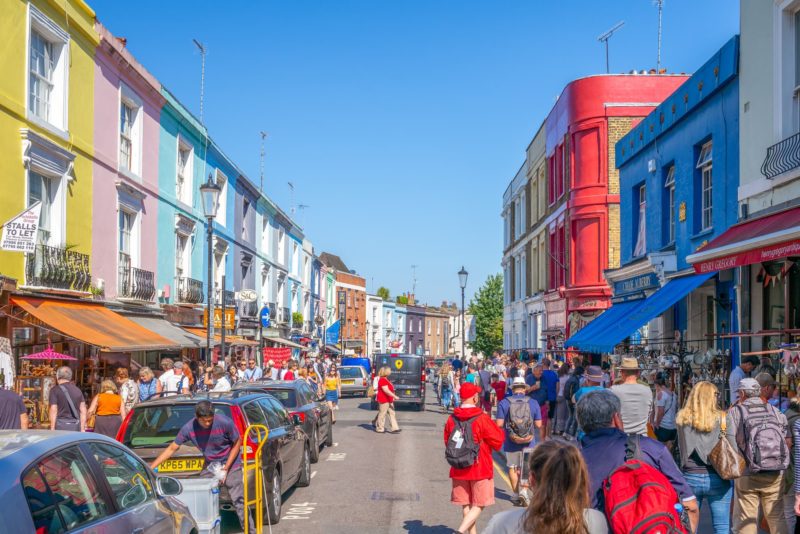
left=506, top=397, right=535, bottom=444
left=445, top=415, right=480, bottom=469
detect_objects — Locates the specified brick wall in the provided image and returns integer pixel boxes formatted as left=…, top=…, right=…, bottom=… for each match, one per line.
left=607, top=117, right=635, bottom=270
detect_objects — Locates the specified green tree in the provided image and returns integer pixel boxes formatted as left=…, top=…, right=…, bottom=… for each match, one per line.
left=395, top=294, right=409, bottom=305
left=376, top=286, right=391, bottom=301
left=292, top=312, right=304, bottom=327
left=468, top=274, right=503, bottom=356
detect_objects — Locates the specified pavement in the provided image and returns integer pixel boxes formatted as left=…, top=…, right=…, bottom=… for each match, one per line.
left=222, top=387, right=514, bottom=533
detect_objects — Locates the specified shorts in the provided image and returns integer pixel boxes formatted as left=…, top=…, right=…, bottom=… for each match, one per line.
left=654, top=426, right=677, bottom=443
left=505, top=450, right=524, bottom=469
left=451, top=478, right=495, bottom=507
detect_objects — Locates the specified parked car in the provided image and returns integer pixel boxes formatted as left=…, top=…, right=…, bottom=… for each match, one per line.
left=117, top=391, right=311, bottom=524
left=340, top=356, right=371, bottom=376
left=232, top=379, right=333, bottom=463
left=0, top=430, right=195, bottom=534
left=371, top=353, right=426, bottom=411
left=338, top=365, right=370, bottom=397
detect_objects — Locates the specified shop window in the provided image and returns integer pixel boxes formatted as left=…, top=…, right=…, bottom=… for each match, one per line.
left=215, top=170, right=228, bottom=226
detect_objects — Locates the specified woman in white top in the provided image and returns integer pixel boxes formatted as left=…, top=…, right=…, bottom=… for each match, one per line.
left=652, top=372, right=678, bottom=449
left=484, top=440, right=607, bottom=534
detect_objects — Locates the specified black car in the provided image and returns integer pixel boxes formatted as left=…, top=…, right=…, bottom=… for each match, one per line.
left=118, top=392, right=311, bottom=524
left=232, top=379, right=333, bottom=463
left=371, top=353, right=426, bottom=411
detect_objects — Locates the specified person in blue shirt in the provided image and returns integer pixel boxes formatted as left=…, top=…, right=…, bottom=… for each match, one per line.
left=576, top=389, right=699, bottom=533
left=540, top=359, right=559, bottom=439
left=495, top=377, right=542, bottom=506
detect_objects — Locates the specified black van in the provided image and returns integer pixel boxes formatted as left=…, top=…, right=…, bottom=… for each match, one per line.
left=371, top=353, right=425, bottom=411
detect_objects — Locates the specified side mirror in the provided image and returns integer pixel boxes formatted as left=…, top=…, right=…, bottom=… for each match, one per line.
left=292, top=413, right=303, bottom=425
left=156, top=476, right=183, bottom=497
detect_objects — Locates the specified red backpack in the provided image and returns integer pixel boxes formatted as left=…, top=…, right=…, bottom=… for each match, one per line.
left=602, top=435, right=687, bottom=534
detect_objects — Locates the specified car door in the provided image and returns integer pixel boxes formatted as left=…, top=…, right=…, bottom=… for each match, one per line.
left=266, top=397, right=303, bottom=482
left=82, top=441, right=174, bottom=534
left=257, top=398, right=291, bottom=492
left=21, top=444, right=120, bottom=534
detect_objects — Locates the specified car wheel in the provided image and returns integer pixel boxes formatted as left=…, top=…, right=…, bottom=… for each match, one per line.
left=266, top=468, right=282, bottom=525
left=310, top=426, right=320, bottom=463
left=296, top=444, right=311, bottom=487
left=325, top=420, right=334, bottom=447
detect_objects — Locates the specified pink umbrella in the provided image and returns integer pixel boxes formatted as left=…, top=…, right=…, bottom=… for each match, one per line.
left=22, top=345, right=77, bottom=361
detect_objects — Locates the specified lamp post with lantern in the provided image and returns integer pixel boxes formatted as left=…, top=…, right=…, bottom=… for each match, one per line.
left=200, top=175, right=221, bottom=365
left=458, top=266, right=468, bottom=360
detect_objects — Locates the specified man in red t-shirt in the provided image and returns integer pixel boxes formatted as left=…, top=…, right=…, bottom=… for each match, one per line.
left=489, top=373, right=506, bottom=407
left=375, top=367, right=400, bottom=433
left=444, top=383, right=504, bottom=534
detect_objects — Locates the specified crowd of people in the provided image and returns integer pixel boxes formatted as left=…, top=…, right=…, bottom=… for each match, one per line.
left=441, top=350, right=799, bottom=534
left=0, top=352, right=346, bottom=437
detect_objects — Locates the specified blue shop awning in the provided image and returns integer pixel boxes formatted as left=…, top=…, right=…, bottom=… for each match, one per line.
left=565, top=272, right=716, bottom=354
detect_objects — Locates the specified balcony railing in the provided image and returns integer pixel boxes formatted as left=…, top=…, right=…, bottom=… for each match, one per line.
left=25, top=244, right=91, bottom=292
left=118, top=253, right=155, bottom=301
left=175, top=276, right=203, bottom=304
left=216, top=289, right=236, bottom=308
left=761, top=131, right=800, bottom=179
left=239, top=300, right=258, bottom=318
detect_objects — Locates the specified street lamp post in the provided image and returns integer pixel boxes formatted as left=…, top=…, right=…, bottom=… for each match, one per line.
left=200, top=175, right=221, bottom=365
left=458, top=266, right=468, bottom=360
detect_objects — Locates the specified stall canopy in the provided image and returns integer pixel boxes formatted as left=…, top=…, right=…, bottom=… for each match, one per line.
left=124, top=316, right=204, bottom=348
left=565, top=272, right=715, bottom=354
left=182, top=327, right=259, bottom=347
left=11, top=296, right=177, bottom=352
left=265, top=336, right=307, bottom=350
left=687, top=206, right=800, bottom=273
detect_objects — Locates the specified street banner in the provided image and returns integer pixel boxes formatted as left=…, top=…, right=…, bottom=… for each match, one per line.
left=326, top=320, right=340, bottom=345
left=1, top=202, right=41, bottom=253
left=263, top=346, right=292, bottom=368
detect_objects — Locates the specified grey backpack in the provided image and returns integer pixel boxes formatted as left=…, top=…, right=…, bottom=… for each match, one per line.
left=737, top=403, right=789, bottom=473
left=506, top=397, right=535, bottom=444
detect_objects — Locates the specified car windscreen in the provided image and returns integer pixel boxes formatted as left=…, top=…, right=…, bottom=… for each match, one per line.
left=121, top=404, right=232, bottom=448
left=258, top=389, right=298, bottom=408
left=339, top=367, right=363, bottom=379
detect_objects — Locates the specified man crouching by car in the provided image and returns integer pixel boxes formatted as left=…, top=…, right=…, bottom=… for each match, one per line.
left=150, top=400, right=254, bottom=532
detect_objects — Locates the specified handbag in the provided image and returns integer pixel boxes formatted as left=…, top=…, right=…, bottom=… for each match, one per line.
left=367, top=385, right=375, bottom=398
left=56, top=384, right=82, bottom=431
left=708, top=415, right=745, bottom=480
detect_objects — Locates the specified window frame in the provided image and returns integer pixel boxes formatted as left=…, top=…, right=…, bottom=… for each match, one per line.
left=696, top=141, right=713, bottom=231
left=215, top=169, right=228, bottom=226
left=176, top=136, right=193, bottom=205
left=664, top=165, right=676, bottom=244
left=27, top=5, right=69, bottom=133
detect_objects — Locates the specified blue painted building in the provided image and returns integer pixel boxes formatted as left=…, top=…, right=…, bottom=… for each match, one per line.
left=394, top=305, right=407, bottom=352
left=567, top=36, right=740, bottom=357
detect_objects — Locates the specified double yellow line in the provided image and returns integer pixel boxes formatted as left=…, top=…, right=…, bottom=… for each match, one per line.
left=492, top=453, right=513, bottom=490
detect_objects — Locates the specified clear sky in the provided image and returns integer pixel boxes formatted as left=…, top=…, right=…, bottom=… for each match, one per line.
left=92, top=0, right=739, bottom=306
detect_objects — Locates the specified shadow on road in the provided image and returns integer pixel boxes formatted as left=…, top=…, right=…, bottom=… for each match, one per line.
left=403, top=520, right=456, bottom=533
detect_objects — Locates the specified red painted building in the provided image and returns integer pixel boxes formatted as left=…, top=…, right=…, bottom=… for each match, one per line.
left=543, top=74, right=688, bottom=341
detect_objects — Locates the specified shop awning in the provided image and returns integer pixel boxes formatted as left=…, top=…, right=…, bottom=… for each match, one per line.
left=11, top=296, right=178, bottom=352
left=564, top=272, right=715, bottom=353
left=182, top=327, right=259, bottom=346
left=687, top=206, right=800, bottom=273
left=265, top=336, right=306, bottom=350
left=124, top=316, right=204, bottom=349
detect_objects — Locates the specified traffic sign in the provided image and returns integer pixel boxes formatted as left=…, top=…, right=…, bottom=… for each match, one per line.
left=260, top=306, right=271, bottom=328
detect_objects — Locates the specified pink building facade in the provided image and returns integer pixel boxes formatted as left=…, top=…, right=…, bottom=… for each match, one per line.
left=92, top=24, right=164, bottom=303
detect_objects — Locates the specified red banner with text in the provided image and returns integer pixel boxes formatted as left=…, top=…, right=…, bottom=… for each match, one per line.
left=263, top=347, right=292, bottom=368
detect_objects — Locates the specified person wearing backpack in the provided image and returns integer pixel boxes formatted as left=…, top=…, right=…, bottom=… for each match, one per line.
left=444, top=382, right=504, bottom=534
left=730, top=377, right=791, bottom=534
left=495, top=377, right=542, bottom=506
left=563, top=366, right=583, bottom=438
left=576, top=389, right=698, bottom=533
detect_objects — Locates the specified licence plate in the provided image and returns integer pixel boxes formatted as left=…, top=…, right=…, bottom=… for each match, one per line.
left=405, top=390, right=411, bottom=395
left=342, top=379, right=355, bottom=385
left=157, top=458, right=204, bottom=473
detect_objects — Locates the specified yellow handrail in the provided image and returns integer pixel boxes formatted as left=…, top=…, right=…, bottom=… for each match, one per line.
left=242, top=424, right=268, bottom=534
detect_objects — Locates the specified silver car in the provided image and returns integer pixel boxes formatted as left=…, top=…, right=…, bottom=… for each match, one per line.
left=0, top=430, right=196, bottom=534
left=339, top=365, right=369, bottom=396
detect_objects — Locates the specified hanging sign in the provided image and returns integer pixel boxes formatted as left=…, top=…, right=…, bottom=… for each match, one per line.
left=203, top=308, right=235, bottom=329
left=1, top=202, right=41, bottom=253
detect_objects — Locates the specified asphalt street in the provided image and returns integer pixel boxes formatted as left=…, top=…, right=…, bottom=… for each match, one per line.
left=222, top=387, right=515, bottom=534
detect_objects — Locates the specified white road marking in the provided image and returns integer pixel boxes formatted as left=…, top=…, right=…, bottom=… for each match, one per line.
left=333, top=442, right=339, bottom=447
left=311, top=470, right=317, bottom=479
left=326, top=452, right=347, bottom=461
left=282, top=502, right=317, bottom=520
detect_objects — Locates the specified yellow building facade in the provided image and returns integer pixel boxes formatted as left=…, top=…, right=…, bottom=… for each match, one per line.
left=0, top=0, right=97, bottom=290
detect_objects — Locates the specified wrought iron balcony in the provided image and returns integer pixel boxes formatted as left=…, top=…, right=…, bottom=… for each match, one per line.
left=761, top=131, right=800, bottom=179
left=118, top=253, right=156, bottom=301
left=239, top=300, right=258, bottom=318
left=216, top=289, right=236, bottom=307
left=175, top=276, right=203, bottom=304
left=25, top=244, right=91, bottom=292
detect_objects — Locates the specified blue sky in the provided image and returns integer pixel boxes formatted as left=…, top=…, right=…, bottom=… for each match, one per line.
left=93, top=0, right=739, bottom=306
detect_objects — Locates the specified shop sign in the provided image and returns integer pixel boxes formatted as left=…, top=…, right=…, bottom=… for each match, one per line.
left=239, top=289, right=257, bottom=302
left=613, top=273, right=659, bottom=299
left=261, top=327, right=279, bottom=337
left=237, top=328, right=256, bottom=337
left=693, top=238, right=800, bottom=274
left=203, top=308, right=235, bottom=329
left=1, top=202, right=41, bottom=253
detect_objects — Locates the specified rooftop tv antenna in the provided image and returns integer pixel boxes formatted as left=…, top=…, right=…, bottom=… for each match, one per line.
left=192, top=39, right=206, bottom=123
left=597, top=21, right=625, bottom=74
left=411, top=264, right=418, bottom=296
left=259, top=131, right=268, bottom=194
left=287, top=181, right=295, bottom=214
left=655, top=0, right=664, bottom=72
